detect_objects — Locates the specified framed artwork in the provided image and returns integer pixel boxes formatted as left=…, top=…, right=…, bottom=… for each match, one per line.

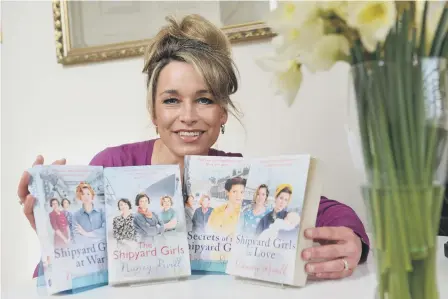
left=52, top=0, right=276, bottom=65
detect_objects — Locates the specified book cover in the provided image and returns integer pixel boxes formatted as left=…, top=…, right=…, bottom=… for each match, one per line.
left=226, top=155, right=322, bottom=286
left=28, top=165, right=107, bottom=295
left=183, top=155, right=250, bottom=273
left=104, top=165, right=191, bottom=285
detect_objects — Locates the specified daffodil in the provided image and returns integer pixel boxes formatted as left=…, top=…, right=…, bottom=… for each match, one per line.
left=299, top=34, right=350, bottom=72
left=267, top=1, right=324, bottom=58
left=256, top=55, right=302, bottom=106
left=347, top=1, right=396, bottom=52
left=318, top=1, right=349, bottom=21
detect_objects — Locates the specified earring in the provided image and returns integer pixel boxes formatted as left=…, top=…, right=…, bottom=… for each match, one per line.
left=221, top=124, right=225, bottom=134
left=155, top=126, right=159, bottom=135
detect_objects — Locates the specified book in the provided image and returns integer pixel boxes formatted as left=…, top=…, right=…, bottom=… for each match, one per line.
left=226, top=155, right=322, bottom=287
left=104, top=165, right=191, bottom=285
left=28, top=165, right=108, bottom=295
left=183, top=155, right=250, bottom=273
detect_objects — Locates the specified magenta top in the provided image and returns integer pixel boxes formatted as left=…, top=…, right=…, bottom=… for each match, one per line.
left=33, top=139, right=370, bottom=278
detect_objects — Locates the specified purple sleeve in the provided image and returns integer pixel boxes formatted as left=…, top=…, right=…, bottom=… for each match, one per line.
left=89, top=148, right=113, bottom=166
left=316, top=196, right=370, bottom=264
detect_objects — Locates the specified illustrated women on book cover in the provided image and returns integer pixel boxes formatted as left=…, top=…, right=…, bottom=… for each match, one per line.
left=226, top=156, right=310, bottom=285
left=183, top=156, right=250, bottom=272
left=104, top=165, right=191, bottom=285
left=30, top=166, right=107, bottom=294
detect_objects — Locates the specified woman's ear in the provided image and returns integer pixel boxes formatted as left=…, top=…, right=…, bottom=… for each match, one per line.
left=220, top=108, right=228, bottom=126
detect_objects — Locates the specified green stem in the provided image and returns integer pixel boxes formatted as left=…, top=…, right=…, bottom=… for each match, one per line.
left=429, top=4, right=448, bottom=56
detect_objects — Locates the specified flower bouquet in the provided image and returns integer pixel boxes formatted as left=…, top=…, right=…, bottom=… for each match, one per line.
left=258, top=1, right=448, bottom=299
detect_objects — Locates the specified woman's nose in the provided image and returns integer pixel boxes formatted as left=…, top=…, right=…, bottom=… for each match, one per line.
left=179, top=102, right=199, bottom=124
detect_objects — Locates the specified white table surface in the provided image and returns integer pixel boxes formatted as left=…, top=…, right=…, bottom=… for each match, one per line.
left=3, top=237, right=448, bottom=299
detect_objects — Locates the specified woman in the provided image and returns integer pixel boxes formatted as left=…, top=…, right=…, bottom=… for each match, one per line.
left=241, top=184, right=271, bottom=235
left=48, top=198, right=70, bottom=247
left=191, top=194, right=213, bottom=233
left=19, top=14, right=369, bottom=280
left=208, top=176, right=246, bottom=236
left=112, top=198, right=137, bottom=244
left=184, top=194, right=195, bottom=231
left=256, top=184, right=292, bottom=235
left=133, top=193, right=164, bottom=241
left=72, top=182, right=106, bottom=243
left=60, top=198, right=73, bottom=241
left=159, top=195, right=177, bottom=231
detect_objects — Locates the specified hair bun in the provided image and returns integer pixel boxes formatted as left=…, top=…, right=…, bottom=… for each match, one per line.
left=164, top=14, right=231, bottom=56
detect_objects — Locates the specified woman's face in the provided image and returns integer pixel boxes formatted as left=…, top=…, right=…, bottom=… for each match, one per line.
left=153, top=61, right=228, bottom=158
left=162, top=197, right=171, bottom=209
left=62, top=200, right=69, bottom=209
left=80, top=188, right=93, bottom=204
left=256, top=187, right=268, bottom=205
left=227, top=184, right=245, bottom=206
left=139, top=196, right=149, bottom=209
left=51, top=200, right=59, bottom=211
left=119, top=201, right=130, bottom=213
left=201, top=197, right=210, bottom=208
left=274, top=192, right=290, bottom=211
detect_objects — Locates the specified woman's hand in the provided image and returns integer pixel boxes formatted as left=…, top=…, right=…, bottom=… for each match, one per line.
left=301, top=226, right=362, bottom=280
left=17, top=155, right=66, bottom=230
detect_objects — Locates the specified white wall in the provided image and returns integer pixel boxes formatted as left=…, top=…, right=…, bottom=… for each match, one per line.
left=1, top=1, right=367, bottom=289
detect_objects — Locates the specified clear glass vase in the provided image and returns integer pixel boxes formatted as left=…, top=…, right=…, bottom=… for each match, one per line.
left=346, top=57, right=448, bottom=299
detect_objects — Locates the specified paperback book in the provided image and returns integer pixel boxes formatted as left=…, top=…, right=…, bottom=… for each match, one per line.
left=29, top=165, right=107, bottom=295
left=104, top=165, right=191, bottom=285
left=226, top=155, right=322, bottom=286
left=183, top=155, right=250, bottom=273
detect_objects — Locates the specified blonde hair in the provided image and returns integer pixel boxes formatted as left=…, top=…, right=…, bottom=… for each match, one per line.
left=142, top=14, right=241, bottom=121
left=251, top=184, right=269, bottom=206
left=160, top=195, right=173, bottom=207
left=199, top=194, right=211, bottom=205
left=75, top=182, right=95, bottom=200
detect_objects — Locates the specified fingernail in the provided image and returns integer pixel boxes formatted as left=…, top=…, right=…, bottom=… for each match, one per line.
left=305, top=229, right=313, bottom=238
left=303, top=250, right=311, bottom=260
left=307, top=264, right=314, bottom=272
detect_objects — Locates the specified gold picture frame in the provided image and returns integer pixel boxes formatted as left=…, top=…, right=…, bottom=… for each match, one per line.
left=52, top=0, right=275, bottom=66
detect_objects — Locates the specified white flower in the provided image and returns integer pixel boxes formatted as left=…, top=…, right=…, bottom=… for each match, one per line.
left=347, top=1, right=396, bottom=52
left=299, top=34, right=350, bottom=72
left=256, top=56, right=303, bottom=106
left=318, top=1, right=349, bottom=21
left=267, top=1, right=325, bottom=58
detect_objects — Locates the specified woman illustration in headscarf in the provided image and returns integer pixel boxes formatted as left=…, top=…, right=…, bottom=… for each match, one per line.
left=159, top=195, right=177, bottom=231
left=133, top=193, right=164, bottom=241
left=49, top=198, right=70, bottom=247
left=256, top=184, right=295, bottom=236
left=240, top=184, right=271, bottom=235
left=208, top=176, right=246, bottom=236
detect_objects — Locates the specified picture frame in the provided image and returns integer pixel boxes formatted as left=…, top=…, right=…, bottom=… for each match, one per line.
left=52, top=0, right=275, bottom=66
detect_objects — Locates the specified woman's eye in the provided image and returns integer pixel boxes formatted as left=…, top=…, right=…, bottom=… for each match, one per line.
left=197, top=97, right=214, bottom=104
left=163, top=98, right=179, bottom=104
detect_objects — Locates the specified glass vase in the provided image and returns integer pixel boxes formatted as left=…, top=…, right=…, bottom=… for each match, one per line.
left=346, top=57, right=448, bottom=299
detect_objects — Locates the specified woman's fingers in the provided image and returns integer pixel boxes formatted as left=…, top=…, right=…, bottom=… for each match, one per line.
left=23, top=194, right=36, bottom=231
left=309, top=269, right=354, bottom=280
left=33, top=155, right=44, bottom=166
left=305, top=257, right=356, bottom=273
left=18, top=155, right=45, bottom=203
left=305, top=227, right=356, bottom=242
left=51, top=158, right=66, bottom=165
left=17, top=171, right=31, bottom=203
